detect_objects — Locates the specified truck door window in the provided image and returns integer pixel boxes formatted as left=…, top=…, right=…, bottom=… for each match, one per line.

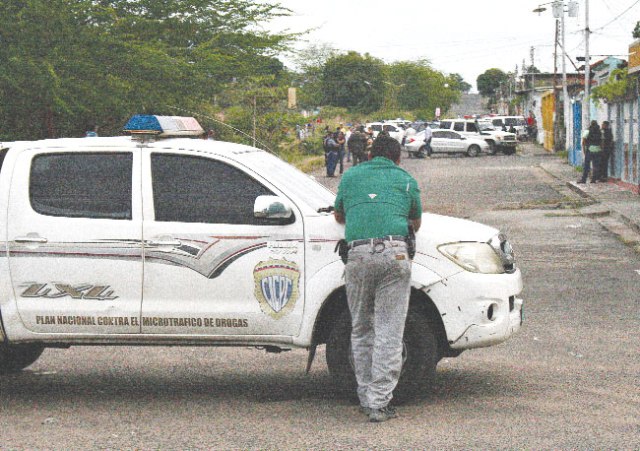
left=30, top=153, right=132, bottom=220
left=466, top=123, right=479, bottom=133
left=453, top=122, right=464, bottom=132
left=151, top=154, right=275, bottom=224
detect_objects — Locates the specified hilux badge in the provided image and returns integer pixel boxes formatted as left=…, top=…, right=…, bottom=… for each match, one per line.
left=253, top=259, right=300, bottom=319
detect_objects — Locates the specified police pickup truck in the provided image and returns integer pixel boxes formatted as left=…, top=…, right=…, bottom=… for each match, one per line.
left=0, top=115, right=523, bottom=396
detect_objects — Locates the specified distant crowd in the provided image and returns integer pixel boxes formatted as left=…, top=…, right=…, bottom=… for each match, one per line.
left=321, top=124, right=378, bottom=177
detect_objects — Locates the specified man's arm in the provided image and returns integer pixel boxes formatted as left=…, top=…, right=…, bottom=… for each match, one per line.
left=410, top=217, right=421, bottom=232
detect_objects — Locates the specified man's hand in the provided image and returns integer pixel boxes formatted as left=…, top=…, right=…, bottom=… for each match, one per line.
left=410, top=218, right=422, bottom=232
left=334, top=211, right=345, bottom=224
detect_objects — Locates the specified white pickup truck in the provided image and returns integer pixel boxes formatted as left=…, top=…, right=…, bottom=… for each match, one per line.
left=439, top=119, right=518, bottom=155
left=0, top=115, right=523, bottom=396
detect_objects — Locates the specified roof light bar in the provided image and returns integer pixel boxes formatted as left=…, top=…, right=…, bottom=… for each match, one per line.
left=123, top=115, right=204, bottom=137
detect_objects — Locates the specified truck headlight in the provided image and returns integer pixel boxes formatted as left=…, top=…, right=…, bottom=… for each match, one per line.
left=438, top=242, right=505, bottom=274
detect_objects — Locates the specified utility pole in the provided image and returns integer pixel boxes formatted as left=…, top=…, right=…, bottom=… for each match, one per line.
left=530, top=47, right=536, bottom=91
left=252, top=95, right=257, bottom=147
left=584, top=0, right=591, bottom=124
left=553, top=18, right=560, bottom=150
left=561, top=3, right=569, bottom=152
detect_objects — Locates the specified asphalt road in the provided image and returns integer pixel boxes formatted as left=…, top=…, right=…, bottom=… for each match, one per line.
left=1, top=145, right=638, bottom=449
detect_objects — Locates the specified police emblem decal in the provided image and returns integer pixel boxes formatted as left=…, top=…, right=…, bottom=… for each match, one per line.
left=253, top=259, right=300, bottom=319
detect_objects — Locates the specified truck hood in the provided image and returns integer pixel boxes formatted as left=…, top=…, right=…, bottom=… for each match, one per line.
left=418, top=213, right=498, bottom=245
left=313, top=212, right=499, bottom=247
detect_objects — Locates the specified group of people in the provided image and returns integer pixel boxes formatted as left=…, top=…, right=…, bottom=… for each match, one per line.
left=579, top=120, right=614, bottom=184
left=323, top=124, right=375, bottom=177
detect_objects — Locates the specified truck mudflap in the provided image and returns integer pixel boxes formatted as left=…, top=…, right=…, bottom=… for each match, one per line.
left=0, top=311, right=6, bottom=343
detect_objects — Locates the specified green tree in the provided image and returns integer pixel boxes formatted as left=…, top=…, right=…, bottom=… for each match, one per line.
left=476, top=68, right=509, bottom=102
left=633, top=21, right=640, bottom=39
left=386, top=61, right=459, bottom=119
left=0, top=0, right=293, bottom=140
left=292, top=43, right=338, bottom=110
left=448, top=73, right=472, bottom=93
left=321, top=51, right=385, bottom=113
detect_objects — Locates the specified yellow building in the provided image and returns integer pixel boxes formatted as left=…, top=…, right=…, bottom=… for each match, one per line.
left=541, top=90, right=555, bottom=152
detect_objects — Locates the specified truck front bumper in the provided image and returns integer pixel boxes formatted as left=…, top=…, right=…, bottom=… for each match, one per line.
left=425, top=268, right=524, bottom=350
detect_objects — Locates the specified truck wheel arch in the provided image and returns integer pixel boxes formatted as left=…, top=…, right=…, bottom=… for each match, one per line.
left=312, top=286, right=453, bottom=360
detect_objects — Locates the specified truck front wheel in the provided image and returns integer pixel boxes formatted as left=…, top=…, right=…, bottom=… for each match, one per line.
left=326, top=303, right=439, bottom=400
left=0, top=344, right=44, bottom=374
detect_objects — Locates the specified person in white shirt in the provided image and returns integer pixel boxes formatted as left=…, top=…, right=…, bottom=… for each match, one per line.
left=419, top=124, right=433, bottom=158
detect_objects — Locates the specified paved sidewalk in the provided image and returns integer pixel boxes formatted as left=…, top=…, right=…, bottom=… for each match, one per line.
left=529, top=143, right=640, bottom=247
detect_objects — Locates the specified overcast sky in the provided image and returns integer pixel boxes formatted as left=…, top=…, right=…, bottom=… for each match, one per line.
left=260, top=0, right=640, bottom=90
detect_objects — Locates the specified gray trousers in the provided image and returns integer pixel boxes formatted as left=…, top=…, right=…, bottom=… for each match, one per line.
left=345, top=240, right=411, bottom=409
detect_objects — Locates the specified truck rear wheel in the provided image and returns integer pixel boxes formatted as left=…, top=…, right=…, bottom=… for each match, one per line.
left=0, top=344, right=44, bottom=374
left=326, top=303, right=438, bottom=400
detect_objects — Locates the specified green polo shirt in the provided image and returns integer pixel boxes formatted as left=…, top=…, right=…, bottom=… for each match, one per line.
left=334, top=157, right=422, bottom=242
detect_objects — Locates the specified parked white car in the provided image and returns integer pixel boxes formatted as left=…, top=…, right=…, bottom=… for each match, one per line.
left=438, top=119, right=517, bottom=155
left=365, top=121, right=405, bottom=144
left=485, top=116, right=527, bottom=141
left=405, top=129, right=489, bottom=157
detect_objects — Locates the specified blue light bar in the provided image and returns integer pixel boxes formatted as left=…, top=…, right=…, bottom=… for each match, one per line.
left=123, top=115, right=204, bottom=137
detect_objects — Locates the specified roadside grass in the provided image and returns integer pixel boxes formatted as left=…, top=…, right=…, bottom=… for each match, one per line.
left=278, top=136, right=325, bottom=173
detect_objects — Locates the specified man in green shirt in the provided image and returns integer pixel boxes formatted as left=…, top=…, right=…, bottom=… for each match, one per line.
left=334, top=135, right=422, bottom=422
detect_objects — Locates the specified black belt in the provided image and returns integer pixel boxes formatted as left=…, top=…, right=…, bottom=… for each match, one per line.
left=348, top=235, right=406, bottom=249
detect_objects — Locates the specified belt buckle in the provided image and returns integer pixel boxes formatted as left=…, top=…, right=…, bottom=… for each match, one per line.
left=372, top=240, right=386, bottom=253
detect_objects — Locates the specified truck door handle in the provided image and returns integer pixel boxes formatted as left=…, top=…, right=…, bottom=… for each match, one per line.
left=146, top=239, right=182, bottom=247
left=14, top=236, right=48, bottom=244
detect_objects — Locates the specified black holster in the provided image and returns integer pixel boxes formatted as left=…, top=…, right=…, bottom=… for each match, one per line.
left=407, top=225, right=416, bottom=260
left=334, top=239, right=349, bottom=264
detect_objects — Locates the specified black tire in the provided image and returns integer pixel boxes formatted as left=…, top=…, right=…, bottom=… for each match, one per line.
left=466, top=144, right=480, bottom=157
left=326, top=304, right=439, bottom=400
left=504, top=147, right=516, bottom=155
left=487, top=141, right=498, bottom=155
left=0, top=344, right=44, bottom=374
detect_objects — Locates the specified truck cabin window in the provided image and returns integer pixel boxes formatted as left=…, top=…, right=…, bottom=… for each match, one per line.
left=29, top=153, right=133, bottom=220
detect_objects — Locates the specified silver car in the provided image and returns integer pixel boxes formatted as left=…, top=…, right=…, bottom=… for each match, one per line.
left=405, top=129, right=489, bottom=158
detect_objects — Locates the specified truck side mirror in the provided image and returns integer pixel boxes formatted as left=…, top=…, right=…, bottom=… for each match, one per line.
left=254, top=195, right=293, bottom=220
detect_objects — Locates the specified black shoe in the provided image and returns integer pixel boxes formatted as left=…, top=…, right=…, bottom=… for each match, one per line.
left=369, top=406, right=398, bottom=423
left=577, top=180, right=586, bottom=184
left=590, top=179, right=598, bottom=183
left=359, top=406, right=373, bottom=416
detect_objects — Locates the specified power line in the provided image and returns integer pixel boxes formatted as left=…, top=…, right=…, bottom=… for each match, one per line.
left=592, top=0, right=640, bottom=32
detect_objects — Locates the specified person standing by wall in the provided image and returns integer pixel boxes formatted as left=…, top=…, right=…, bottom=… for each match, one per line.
left=578, top=120, right=602, bottom=184
left=600, top=121, right=613, bottom=182
left=334, top=135, right=422, bottom=423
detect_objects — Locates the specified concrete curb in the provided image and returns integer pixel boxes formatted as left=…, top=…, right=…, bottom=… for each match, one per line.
left=539, top=161, right=640, bottom=240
